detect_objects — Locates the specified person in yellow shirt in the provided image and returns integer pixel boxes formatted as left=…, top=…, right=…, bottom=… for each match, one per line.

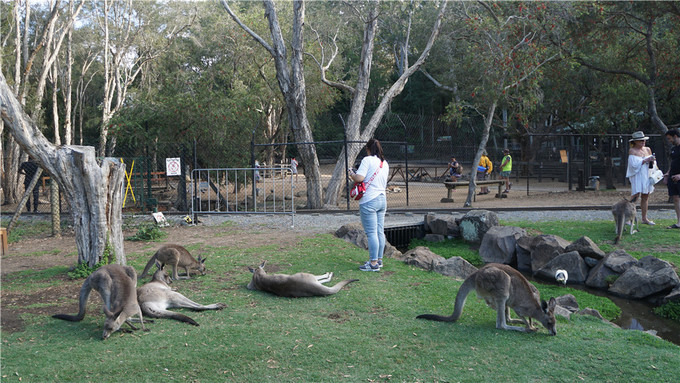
left=500, top=148, right=512, bottom=193
left=477, top=150, right=493, bottom=195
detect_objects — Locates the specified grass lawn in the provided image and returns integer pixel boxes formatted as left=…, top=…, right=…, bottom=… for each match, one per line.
left=1, top=220, right=679, bottom=382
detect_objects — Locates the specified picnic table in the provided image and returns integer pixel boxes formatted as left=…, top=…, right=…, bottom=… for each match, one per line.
left=441, top=180, right=506, bottom=203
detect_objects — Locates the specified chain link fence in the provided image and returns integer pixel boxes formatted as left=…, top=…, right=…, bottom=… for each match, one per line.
left=3, top=113, right=671, bottom=216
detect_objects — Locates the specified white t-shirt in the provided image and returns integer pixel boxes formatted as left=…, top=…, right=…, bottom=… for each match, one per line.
left=356, top=155, right=389, bottom=204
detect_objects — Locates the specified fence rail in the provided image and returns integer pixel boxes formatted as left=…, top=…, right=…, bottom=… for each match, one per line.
left=191, top=167, right=295, bottom=226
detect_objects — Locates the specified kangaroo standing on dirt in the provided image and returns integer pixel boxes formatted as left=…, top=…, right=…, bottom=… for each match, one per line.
left=247, top=261, right=359, bottom=297
left=140, top=244, right=206, bottom=280
left=612, top=195, right=639, bottom=244
left=417, top=263, right=557, bottom=335
left=137, top=268, right=226, bottom=326
left=52, top=264, right=147, bottom=340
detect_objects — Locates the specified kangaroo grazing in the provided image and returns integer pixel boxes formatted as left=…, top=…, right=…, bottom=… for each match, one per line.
left=140, top=244, right=206, bottom=280
left=612, top=195, right=638, bottom=244
left=137, top=268, right=226, bottom=326
left=247, top=261, right=359, bottom=297
left=52, top=264, right=147, bottom=340
left=417, top=263, right=557, bottom=335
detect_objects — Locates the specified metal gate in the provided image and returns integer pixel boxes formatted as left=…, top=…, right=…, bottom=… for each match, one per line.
left=191, top=167, right=295, bottom=226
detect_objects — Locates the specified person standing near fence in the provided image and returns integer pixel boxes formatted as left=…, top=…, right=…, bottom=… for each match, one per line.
left=500, top=149, right=512, bottom=193
left=348, top=138, right=389, bottom=272
left=477, top=150, right=493, bottom=195
left=626, top=131, right=656, bottom=225
left=18, top=157, right=40, bottom=212
left=664, top=129, right=680, bottom=229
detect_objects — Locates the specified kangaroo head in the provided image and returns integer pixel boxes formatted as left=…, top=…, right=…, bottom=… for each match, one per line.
left=102, top=306, right=126, bottom=340
left=246, top=261, right=267, bottom=290
left=538, top=297, right=557, bottom=336
left=152, top=268, right=172, bottom=285
left=195, top=256, right=207, bottom=275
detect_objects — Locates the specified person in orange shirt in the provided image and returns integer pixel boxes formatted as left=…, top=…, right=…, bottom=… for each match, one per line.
left=477, top=150, right=493, bottom=195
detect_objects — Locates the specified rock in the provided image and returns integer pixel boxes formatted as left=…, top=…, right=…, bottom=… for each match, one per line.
left=535, top=251, right=589, bottom=284
left=424, top=234, right=446, bottom=242
left=432, top=257, right=478, bottom=280
left=583, top=257, right=599, bottom=268
left=401, top=246, right=445, bottom=270
left=662, top=286, right=680, bottom=304
left=603, top=250, right=637, bottom=273
left=554, top=305, right=573, bottom=320
left=429, top=217, right=458, bottom=236
left=555, top=294, right=579, bottom=313
left=577, top=308, right=604, bottom=321
left=529, top=234, right=571, bottom=273
left=565, top=236, right=606, bottom=260
left=609, top=256, right=680, bottom=299
left=335, top=222, right=400, bottom=259
left=459, top=210, right=499, bottom=244
left=479, top=226, right=527, bottom=265
left=515, top=235, right=534, bottom=271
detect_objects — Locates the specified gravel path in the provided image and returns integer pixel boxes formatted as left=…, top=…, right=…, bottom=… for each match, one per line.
left=181, top=207, right=678, bottom=233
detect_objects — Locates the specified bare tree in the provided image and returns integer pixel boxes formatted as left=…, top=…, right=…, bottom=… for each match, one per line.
left=221, top=0, right=324, bottom=208
left=1, top=71, right=126, bottom=267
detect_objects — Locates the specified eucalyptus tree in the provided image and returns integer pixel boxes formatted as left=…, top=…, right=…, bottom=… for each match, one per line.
left=559, top=1, right=680, bottom=134
left=423, top=1, right=558, bottom=207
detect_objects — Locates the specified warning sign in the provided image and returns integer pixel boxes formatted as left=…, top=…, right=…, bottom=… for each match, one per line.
left=166, top=157, right=181, bottom=176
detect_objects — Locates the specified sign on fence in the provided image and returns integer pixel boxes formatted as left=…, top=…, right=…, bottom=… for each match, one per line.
left=166, top=157, right=181, bottom=176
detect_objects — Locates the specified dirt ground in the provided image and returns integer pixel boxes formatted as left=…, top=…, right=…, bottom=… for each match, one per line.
left=1, top=186, right=674, bottom=334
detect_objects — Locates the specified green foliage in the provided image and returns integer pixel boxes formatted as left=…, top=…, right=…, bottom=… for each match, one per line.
left=605, top=274, right=619, bottom=286
left=654, top=302, right=680, bottom=322
left=66, top=242, right=113, bottom=280
left=409, top=237, right=484, bottom=267
left=126, top=224, right=167, bottom=242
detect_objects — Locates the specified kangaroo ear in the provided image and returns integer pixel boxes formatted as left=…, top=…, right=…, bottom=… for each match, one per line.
left=155, top=260, right=162, bottom=270
left=548, top=297, right=557, bottom=311
left=260, top=260, right=267, bottom=269
left=248, top=266, right=255, bottom=273
left=200, top=256, right=207, bottom=264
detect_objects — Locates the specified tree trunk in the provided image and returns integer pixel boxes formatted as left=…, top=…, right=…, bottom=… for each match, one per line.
left=464, top=101, right=497, bottom=207
left=0, top=72, right=126, bottom=267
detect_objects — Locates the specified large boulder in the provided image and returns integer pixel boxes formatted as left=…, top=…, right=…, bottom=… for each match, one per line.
left=400, top=246, right=445, bottom=270
left=530, top=234, right=571, bottom=274
left=585, top=250, right=637, bottom=289
left=426, top=215, right=459, bottom=237
left=535, top=251, right=589, bottom=284
left=565, top=236, right=606, bottom=260
left=609, top=256, right=680, bottom=299
left=458, top=210, right=499, bottom=244
left=334, top=223, right=401, bottom=259
left=515, top=235, right=535, bottom=271
left=479, top=226, right=527, bottom=265
left=432, top=257, right=478, bottom=280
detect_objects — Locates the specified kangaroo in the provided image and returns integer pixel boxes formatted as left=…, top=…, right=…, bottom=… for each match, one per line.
left=612, top=195, right=639, bottom=244
left=140, top=244, right=206, bottom=280
left=52, top=264, right=147, bottom=340
left=247, top=261, right=359, bottom=297
left=417, top=263, right=557, bottom=335
left=137, top=268, right=226, bottom=326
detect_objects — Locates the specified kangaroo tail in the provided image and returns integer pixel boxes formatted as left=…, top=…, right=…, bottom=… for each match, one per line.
left=326, top=279, right=359, bottom=295
left=416, top=273, right=476, bottom=322
left=142, top=306, right=199, bottom=326
left=139, top=254, right=158, bottom=278
left=53, top=278, right=92, bottom=322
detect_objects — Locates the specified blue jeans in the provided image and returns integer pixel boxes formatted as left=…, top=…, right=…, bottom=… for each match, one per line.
left=360, top=194, right=386, bottom=261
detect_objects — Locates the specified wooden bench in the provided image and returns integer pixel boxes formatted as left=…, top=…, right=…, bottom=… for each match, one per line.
left=441, top=180, right=506, bottom=203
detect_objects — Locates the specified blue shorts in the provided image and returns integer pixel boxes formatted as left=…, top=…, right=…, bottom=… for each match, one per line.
left=500, top=171, right=511, bottom=178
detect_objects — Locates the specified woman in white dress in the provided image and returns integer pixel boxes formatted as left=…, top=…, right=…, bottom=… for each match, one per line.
left=626, top=131, right=656, bottom=225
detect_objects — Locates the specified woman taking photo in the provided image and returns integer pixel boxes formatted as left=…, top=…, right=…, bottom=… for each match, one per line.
left=626, top=131, right=656, bottom=225
left=349, top=139, right=389, bottom=271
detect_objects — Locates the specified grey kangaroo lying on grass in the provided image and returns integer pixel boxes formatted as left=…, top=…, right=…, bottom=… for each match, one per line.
left=53, top=264, right=147, bottom=340
left=247, top=261, right=359, bottom=297
left=417, top=263, right=557, bottom=335
left=140, top=244, right=206, bottom=280
left=137, top=267, right=226, bottom=326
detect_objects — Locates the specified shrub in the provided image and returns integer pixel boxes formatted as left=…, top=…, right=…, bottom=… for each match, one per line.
left=67, top=242, right=112, bottom=279
left=127, top=224, right=167, bottom=241
left=653, top=302, right=680, bottom=322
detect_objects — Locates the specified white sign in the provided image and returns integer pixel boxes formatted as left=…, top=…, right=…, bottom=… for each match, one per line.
left=166, top=157, right=181, bottom=176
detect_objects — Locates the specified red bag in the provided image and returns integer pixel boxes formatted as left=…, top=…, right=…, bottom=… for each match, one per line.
left=350, top=182, right=366, bottom=200
left=349, top=161, right=383, bottom=201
